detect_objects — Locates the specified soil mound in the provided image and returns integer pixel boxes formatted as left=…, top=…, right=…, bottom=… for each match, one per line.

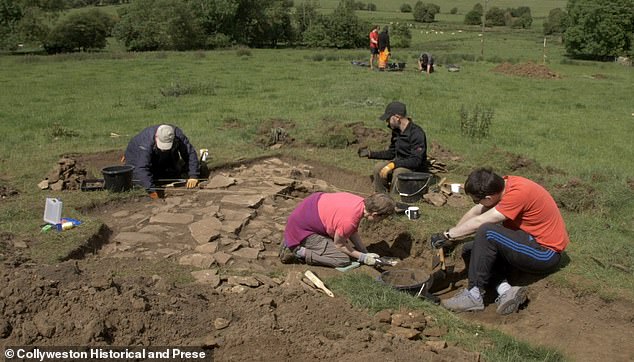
left=492, top=62, right=561, bottom=79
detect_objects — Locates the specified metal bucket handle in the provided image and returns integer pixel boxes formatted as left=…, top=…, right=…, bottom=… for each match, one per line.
left=396, top=175, right=433, bottom=197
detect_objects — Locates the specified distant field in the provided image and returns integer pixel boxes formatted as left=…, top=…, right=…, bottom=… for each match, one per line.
left=318, top=0, right=567, bottom=17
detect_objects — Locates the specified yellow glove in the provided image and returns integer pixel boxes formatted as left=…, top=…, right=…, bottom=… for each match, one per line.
left=186, top=178, right=199, bottom=189
left=379, top=162, right=395, bottom=179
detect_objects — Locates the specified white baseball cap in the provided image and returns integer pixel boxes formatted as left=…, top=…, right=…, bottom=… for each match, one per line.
left=155, top=125, right=174, bottom=150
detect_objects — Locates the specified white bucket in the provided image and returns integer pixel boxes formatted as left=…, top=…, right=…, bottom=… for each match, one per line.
left=43, top=198, right=63, bottom=224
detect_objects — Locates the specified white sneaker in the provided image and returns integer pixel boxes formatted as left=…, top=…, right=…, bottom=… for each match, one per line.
left=495, top=286, right=528, bottom=315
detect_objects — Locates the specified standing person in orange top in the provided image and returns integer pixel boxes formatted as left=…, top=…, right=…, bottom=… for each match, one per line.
left=377, top=27, right=391, bottom=70
left=369, top=25, right=380, bottom=69
left=430, top=168, right=570, bottom=315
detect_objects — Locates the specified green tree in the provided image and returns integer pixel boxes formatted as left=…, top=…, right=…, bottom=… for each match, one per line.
left=390, top=22, right=411, bottom=48
left=543, top=8, right=567, bottom=35
left=231, top=0, right=294, bottom=47
left=0, top=0, right=64, bottom=50
left=485, top=6, right=505, bottom=26
left=400, top=3, right=411, bottom=13
left=294, top=0, right=318, bottom=35
left=413, top=2, right=439, bottom=23
left=191, top=0, right=239, bottom=40
left=464, top=3, right=483, bottom=25
left=327, top=0, right=368, bottom=48
left=114, top=0, right=204, bottom=51
left=44, top=9, right=114, bottom=53
left=565, top=0, right=634, bottom=58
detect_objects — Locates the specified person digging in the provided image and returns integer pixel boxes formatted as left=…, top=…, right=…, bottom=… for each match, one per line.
left=124, top=124, right=201, bottom=199
left=279, top=192, right=395, bottom=268
left=429, top=167, right=570, bottom=315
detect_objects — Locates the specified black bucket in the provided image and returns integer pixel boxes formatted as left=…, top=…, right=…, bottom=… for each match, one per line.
left=101, top=165, right=134, bottom=192
left=396, top=172, right=432, bottom=203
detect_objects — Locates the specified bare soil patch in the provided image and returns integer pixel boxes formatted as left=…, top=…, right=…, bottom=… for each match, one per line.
left=0, top=184, right=19, bottom=201
left=492, top=62, right=561, bottom=79
left=2, top=152, right=633, bottom=361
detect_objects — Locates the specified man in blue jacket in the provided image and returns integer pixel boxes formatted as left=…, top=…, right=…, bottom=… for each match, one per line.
left=125, top=124, right=200, bottom=199
left=358, top=101, right=428, bottom=194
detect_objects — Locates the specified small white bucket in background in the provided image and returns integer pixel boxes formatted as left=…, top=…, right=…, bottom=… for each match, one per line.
left=43, top=198, right=63, bottom=225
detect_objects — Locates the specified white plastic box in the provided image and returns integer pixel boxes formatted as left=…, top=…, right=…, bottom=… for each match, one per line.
left=43, top=198, right=63, bottom=225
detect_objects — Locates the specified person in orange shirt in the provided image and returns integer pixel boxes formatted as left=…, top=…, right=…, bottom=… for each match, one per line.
left=369, top=25, right=379, bottom=69
left=430, top=167, right=570, bottom=315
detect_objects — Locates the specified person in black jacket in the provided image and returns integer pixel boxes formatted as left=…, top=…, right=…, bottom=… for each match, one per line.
left=124, top=124, right=200, bottom=199
left=358, top=102, right=428, bottom=194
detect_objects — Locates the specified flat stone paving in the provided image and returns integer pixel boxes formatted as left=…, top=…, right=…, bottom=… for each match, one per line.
left=96, top=158, right=337, bottom=284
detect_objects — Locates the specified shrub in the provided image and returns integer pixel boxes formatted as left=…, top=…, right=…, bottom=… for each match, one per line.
left=464, top=10, right=482, bottom=25
left=511, top=13, right=533, bottom=29
left=44, top=9, right=115, bottom=53
left=450, top=7, right=458, bottom=15
left=543, top=8, right=567, bottom=35
left=316, top=0, right=369, bottom=49
left=235, top=47, right=251, bottom=57
left=354, top=1, right=366, bottom=10
left=114, top=0, right=205, bottom=51
left=485, top=7, right=506, bottom=26
left=390, top=22, right=412, bottom=48
left=565, top=0, right=634, bottom=58
left=460, top=104, right=493, bottom=140
left=206, top=33, right=232, bottom=49
left=367, top=3, right=376, bottom=11
left=400, top=4, right=412, bottom=13
left=413, top=2, right=439, bottom=23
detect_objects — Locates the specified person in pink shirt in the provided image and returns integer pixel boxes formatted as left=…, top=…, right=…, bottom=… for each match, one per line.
left=280, top=192, right=395, bottom=267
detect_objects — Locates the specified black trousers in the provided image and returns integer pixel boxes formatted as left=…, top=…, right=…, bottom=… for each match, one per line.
left=462, top=223, right=561, bottom=290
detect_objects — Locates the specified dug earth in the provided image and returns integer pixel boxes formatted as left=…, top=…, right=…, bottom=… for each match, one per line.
left=1, top=157, right=633, bottom=361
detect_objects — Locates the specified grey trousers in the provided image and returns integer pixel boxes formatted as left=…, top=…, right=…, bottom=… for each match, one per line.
left=302, top=234, right=351, bottom=268
left=373, top=161, right=412, bottom=195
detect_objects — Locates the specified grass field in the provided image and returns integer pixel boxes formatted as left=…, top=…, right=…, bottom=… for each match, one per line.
left=0, top=1, right=632, bottom=358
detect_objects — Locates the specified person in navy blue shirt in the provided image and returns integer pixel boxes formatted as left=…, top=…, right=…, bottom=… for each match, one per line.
left=124, top=124, right=200, bottom=198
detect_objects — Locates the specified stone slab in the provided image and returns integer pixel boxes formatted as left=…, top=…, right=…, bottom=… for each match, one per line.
left=227, top=276, right=260, bottom=288
left=194, top=242, right=219, bottom=254
left=150, top=213, right=194, bottom=224
left=191, top=269, right=221, bottom=287
left=114, top=232, right=161, bottom=245
left=212, top=252, right=232, bottom=266
left=138, top=225, right=171, bottom=233
left=189, top=218, right=222, bottom=244
left=232, top=247, right=259, bottom=260
left=178, top=253, right=215, bottom=269
left=206, top=175, right=237, bottom=189
left=220, top=194, right=265, bottom=208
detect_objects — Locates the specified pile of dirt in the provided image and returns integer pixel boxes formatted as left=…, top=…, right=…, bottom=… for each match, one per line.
left=551, top=177, right=596, bottom=212
left=37, top=157, right=88, bottom=191
left=492, top=62, right=561, bottom=79
left=255, top=119, right=296, bottom=149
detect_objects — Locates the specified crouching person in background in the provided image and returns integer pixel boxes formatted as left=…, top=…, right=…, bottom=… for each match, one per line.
left=279, top=192, right=395, bottom=268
